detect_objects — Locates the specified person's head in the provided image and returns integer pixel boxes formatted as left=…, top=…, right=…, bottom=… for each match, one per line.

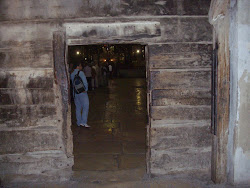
left=74, top=61, right=82, bottom=70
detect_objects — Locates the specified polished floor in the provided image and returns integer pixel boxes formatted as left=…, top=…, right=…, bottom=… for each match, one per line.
left=71, top=78, right=147, bottom=172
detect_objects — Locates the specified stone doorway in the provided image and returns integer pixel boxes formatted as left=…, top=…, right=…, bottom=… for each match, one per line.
left=61, top=20, right=212, bottom=178
left=67, top=44, right=149, bottom=173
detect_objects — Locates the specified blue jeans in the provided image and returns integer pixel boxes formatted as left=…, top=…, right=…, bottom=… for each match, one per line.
left=74, top=92, right=89, bottom=126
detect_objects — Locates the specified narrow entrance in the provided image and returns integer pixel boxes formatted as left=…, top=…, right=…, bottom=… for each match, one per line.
left=68, top=44, right=147, bottom=172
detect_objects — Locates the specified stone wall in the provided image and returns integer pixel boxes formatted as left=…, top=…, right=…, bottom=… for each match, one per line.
left=0, top=22, right=73, bottom=182
left=149, top=41, right=212, bottom=175
left=228, top=0, right=250, bottom=184
left=209, top=0, right=250, bottom=184
left=0, top=0, right=212, bottom=182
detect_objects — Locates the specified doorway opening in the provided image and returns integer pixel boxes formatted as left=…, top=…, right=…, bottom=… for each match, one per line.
left=67, top=44, right=148, bottom=172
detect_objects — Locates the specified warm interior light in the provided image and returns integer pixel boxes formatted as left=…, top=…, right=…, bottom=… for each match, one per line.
left=136, top=50, right=140, bottom=53
left=76, top=51, right=80, bottom=55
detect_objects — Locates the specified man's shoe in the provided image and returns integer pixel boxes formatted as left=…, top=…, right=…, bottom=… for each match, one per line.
left=80, top=124, right=85, bottom=127
left=83, top=124, right=91, bottom=128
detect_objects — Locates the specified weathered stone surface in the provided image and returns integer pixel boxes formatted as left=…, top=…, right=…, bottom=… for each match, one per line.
left=151, top=147, right=211, bottom=175
left=0, top=0, right=214, bottom=182
left=0, top=41, right=53, bottom=68
left=182, top=0, right=211, bottom=15
left=64, top=22, right=161, bottom=39
left=180, top=18, right=212, bottom=42
left=0, top=152, right=73, bottom=175
left=0, top=130, right=62, bottom=154
left=150, top=53, right=212, bottom=69
left=0, top=23, right=57, bottom=42
left=0, top=0, right=211, bottom=20
left=0, top=105, right=56, bottom=127
left=53, top=31, right=73, bottom=158
left=0, top=89, right=54, bottom=105
left=160, top=18, right=180, bottom=42
left=0, top=0, right=178, bottom=21
left=150, top=70, right=211, bottom=90
left=149, top=43, right=213, bottom=56
left=65, top=17, right=212, bottom=43
left=151, top=105, right=211, bottom=120
left=0, top=70, right=54, bottom=89
left=120, top=0, right=178, bottom=16
left=152, top=89, right=211, bottom=106
left=151, top=126, right=211, bottom=149
left=150, top=119, right=211, bottom=128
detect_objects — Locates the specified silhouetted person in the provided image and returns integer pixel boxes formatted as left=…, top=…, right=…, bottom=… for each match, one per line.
left=71, top=62, right=90, bottom=128
left=83, top=63, right=92, bottom=90
left=101, top=64, right=108, bottom=86
left=91, top=65, right=96, bottom=90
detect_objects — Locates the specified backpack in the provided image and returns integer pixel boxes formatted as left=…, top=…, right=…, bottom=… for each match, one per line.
left=73, top=71, right=86, bottom=94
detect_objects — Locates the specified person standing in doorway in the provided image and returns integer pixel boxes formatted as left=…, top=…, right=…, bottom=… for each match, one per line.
left=91, top=64, right=97, bottom=90
left=83, top=63, right=92, bottom=90
left=101, top=64, right=108, bottom=86
left=71, top=61, right=90, bottom=128
left=92, top=63, right=99, bottom=88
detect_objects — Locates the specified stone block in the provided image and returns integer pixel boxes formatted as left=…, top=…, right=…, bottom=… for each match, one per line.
left=0, top=89, right=54, bottom=105
left=64, top=21, right=161, bottom=39
left=150, top=70, right=211, bottom=90
left=150, top=126, right=211, bottom=149
left=151, top=147, right=211, bottom=175
left=0, top=130, right=62, bottom=154
left=152, top=89, right=211, bottom=106
left=150, top=119, right=211, bottom=128
left=180, top=18, right=212, bottom=42
left=0, top=152, right=73, bottom=175
left=0, top=70, right=54, bottom=89
left=0, top=41, right=53, bottom=68
left=149, top=43, right=213, bottom=56
left=150, top=52, right=212, bottom=69
left=151, top=105, right=211, bottom=121
left=0, top=105, right=56, bottom=127
left=0, top=0, right=177, bottom=20
left=0, top=23, right=56, bottom=42
left=182, top=0, right=211, bottom=15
